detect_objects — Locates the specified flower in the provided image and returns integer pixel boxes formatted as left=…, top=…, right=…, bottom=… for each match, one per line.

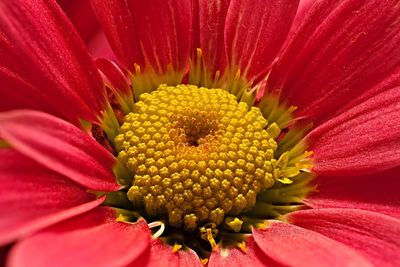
left=0, top=0, right=400, bottom=266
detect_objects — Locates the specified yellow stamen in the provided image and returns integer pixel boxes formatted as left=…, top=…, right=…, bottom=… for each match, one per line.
left=206, top=228, right=218, bottom=251
left=172, top=243, right=182, bottom=253
left=238, top=241, right=247, bottom=253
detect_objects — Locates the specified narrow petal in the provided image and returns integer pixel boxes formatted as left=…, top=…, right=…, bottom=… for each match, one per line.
left=208, top=238, right=268, bottom=267
left=139, top=239, right=202, bottom=267
left=307, top=86, right=400, bottom=175
left=192, top=0, right=230, bottom=76
left=0, top=0, right=105, bottom=124
left=268, top=0, right=400, bottom=123
left=0, top=149, right=103, bottom=246
left=253, top=221, right=371, bottom=267
left=8, top=208, right=151, bottom=267
left=224, top=0, right=299, bottom=82
left=127, top=0, right=192, bottom=74
left=0, top=110, right=121, bottom=191
left=306, top=167, right=400, bottom=219
left=89, top=0, right=144, bottom=70
left=96, top=58, right=131, bottom=95
left=288, top=209, right=400, bottom=267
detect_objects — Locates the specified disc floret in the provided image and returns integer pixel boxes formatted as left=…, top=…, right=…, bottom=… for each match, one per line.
left=115, top=85, right=280, bottom=231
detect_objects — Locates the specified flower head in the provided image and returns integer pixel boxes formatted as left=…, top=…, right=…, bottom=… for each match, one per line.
left=0, top=0, right=399, bottom=266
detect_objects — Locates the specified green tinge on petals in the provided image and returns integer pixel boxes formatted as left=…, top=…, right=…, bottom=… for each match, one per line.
left=0, top=140, right=10, bottom=148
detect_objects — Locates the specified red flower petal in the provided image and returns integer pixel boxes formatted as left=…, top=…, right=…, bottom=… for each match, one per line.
left=0, top=149, right=103, bottom=246
left=0, top=0, right=105, bottom=124
left=224, top=0, right=299, bottom=82
left=288, top=208, right=400, bottom=267
left=7, top=207, right=151, bottom=267
left=91, top=0, right=192, bottom=75
left=307, top=86, right=400, bottom=176
left=306, top=166, right=400, bottom=219
left=253, top=221, right=371, bottom=267
left=89, top=0, right=144, bottom=70
left=0, top=110, right=121, bottom=191
left=138, top=239, right=202, bottom=267
left=192, top=0, right=230, bottom=76
left=96, top=58, right=131, bottom=95
left=128, top=0, right=192, bottom=74
left=268, top=0, right=400, bottom=123
left=208, top=237, right=268, bottom=267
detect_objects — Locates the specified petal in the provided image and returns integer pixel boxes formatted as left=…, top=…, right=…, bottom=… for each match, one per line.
left=224, top=0, right=299, bottom=82
left=268, top=0, right=400, bottom=123
left=127, top=0, right=192, bottom=74
left=0, top=149, right=103, bottom=246
left=307, top=86, right=400, bottom=176
left=139, top=239, right=202, bottom=267
left=89, top=0, right=144, bottom=70
left=91, top=0, right=192, bottom=75
left=96, top=58, right=131, bottom=95
left=7, top=207, right=151, bottom=267
left=192, top=0, right=230, bottom=76
left=288, top=208, right=400, bottom=267
left=306, top=166, right=400, bottom=219
left=208, top=237, right=269, bottom=267
left=0, top=110, right=121, bottom=191
left=253, top=221, right=371, bottom=267
left=0, top=0, right=105, bottom=124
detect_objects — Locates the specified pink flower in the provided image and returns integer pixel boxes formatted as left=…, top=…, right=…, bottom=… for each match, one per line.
left=0, top=0, right=399, bottom=266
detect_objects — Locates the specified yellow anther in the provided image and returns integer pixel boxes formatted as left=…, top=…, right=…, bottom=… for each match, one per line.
left=238, top=242, right=247, bottom=253
left=172, top=243, right=182, bottom=253
left=116, top=214, right=130, bottom=222
left=207, top=228, right=218, bottom=251
left=201, top=258, right=209, bottom=265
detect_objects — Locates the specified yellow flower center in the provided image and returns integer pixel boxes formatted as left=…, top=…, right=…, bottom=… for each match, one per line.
left=115, top=84, right=281, bottom=231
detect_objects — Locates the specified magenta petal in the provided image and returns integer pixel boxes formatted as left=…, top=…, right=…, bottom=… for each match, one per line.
left=253, top=221, right=371, bottom=267
left=306, top=166, right=400, bottom=219
left=0, top=110, right=121, bottom=191
left=307, top=86, right=400, bottom=176
left=8, top=207, right=151, bottom=267
left=269, top=0, right=400, bottom=123
left=0, top=149, right=103, bottom=246
left=289, top=209, right=400, bottom=267
left=209, top=237, right=268, bottom=267
left=224, top=0, right=299, bottom=82
left=0, top=0, right=105, bottom=124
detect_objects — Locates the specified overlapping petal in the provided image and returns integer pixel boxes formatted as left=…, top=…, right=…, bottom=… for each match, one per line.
left=137, top=239, right=202, bottom=267
left=307, top=86, right=400, bottom=175
left=253, top=221, right=371, bottom=267
left=91, top=0, right=192, bottom=76
left=89, top=0, right=143, bottom=70
left=192, top=0, right=230, bottom=76
left=224, top=0, right=299, bottom=82
left=0, top=110, right=121, bottom=191
left=289, top=209, right=400, bottom=267
left=306, top=167, right=400, bottom=219
left=8, top=208, right=151, bottom=267
left=268, top=0, right=400, bottom=123
left=0, top=0, right=106, bottom=125
left=0, top=149, right=103, bottom=246
left=96, top=58, right=131, bottom=95
left=209, top=238, right=268, bottom=267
